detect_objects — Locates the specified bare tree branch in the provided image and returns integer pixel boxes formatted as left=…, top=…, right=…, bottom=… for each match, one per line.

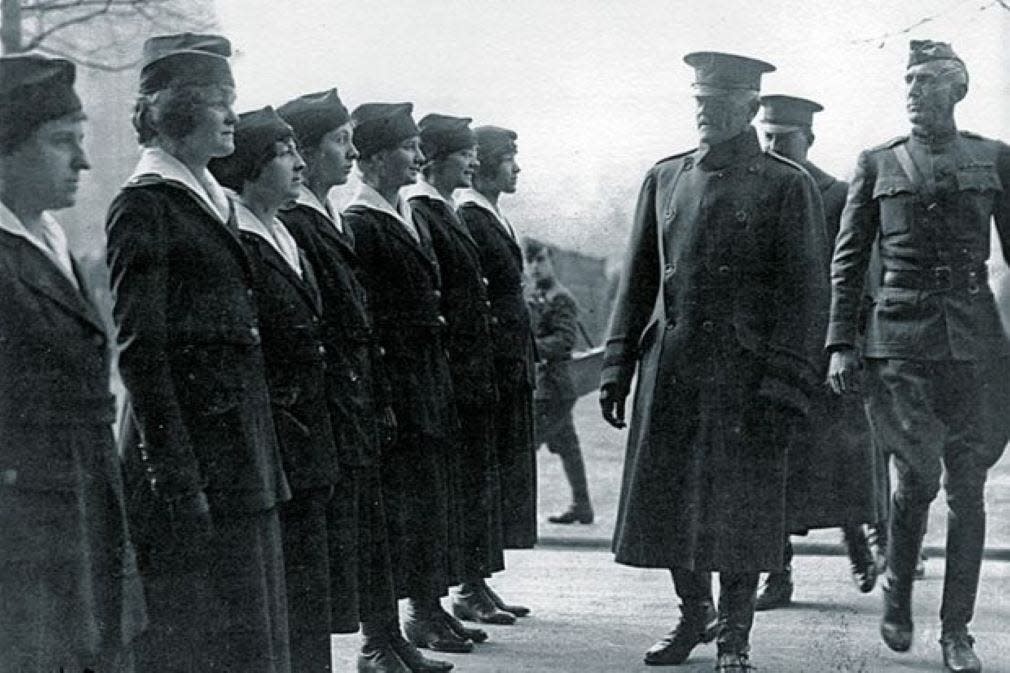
left=35, top=41, right=142, bottom=71
left=850, top=0, right=999, bottom=47
left=22, top=0, right=114, bottom=50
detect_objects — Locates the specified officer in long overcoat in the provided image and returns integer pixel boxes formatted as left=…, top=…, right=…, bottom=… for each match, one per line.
left=827, top=40, right=1010, bottom=673
left=599, top=52, right=828, bottom=672
left=0, top=54, right=146, bottom=673
left=753, top=95, right=880, bottom=610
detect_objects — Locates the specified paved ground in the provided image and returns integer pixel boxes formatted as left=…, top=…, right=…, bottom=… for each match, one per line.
left=331, top=548, right=1010, bottom=672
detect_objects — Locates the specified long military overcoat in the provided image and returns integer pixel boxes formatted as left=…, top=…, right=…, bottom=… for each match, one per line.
left=601, top=128, right=829, bottom=572
left=0, top=229, right=146, bottom=673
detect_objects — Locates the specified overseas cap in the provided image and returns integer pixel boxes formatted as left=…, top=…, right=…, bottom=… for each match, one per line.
left=351, top=102, right=418, bottom=159
left=277, top=88, right=351, bottom=149
left=684, top=51, right=775, bottom=95
left=140, top=32, right=234, bottom=94
left=418, top=113, right=477, bottom=160
left=908, top=40, right=964, bottom=68
left=0, top=54, right=82, bottom=151
left=759, top=94, right=823, bottom=133
left=473, top=125, right=518, bottom=167
left=208, top=106, right=294, bottom=191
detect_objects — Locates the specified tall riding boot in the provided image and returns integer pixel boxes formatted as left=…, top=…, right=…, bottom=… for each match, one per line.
left=938, top=473, right=986, bottom=673
left=548, top=448, right=594, bottom=524
left=881, top=492, right=927, bottom=653
left=842, top=524, right=877, bottom=593
left=715, top=572, right=759, bottom=671
left=755, top=538, right=793, bottom=611
left=644, top=569, right=717, bottom=665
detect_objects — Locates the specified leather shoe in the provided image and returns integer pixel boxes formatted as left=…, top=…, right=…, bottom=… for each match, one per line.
left=389, top=630, right=455, bottom=672
left=358, top=643, right=411, bottom=673
left=452, top=588, right=516, bottom=625
left=643, top=602, right=718, bottom=666
left=484, top=583, right=530, bottom=617
left=714, top=652, right=754, bottom=671
left=440, top=608, right=488, bottom=643
left=548, top=502, right=594, bottom=524
left=403, top=616, right=474, bottom=653
left=941, top=630, right=981, bottom=673
left=880, top=577, right=913, bottom=652
left=754, top=571, right=793, bottom=611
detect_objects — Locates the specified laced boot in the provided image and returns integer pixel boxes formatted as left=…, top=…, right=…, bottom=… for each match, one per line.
left=482, top=580, right=530, bottom=617
left=439, top=607, right=488, bottom=643
left=388, top=627, right=455, bottom=673
left=358, top=621, right=412, bottom=673
left=842, top=524, right=878, bottom=593
left=940, top=627, right=981, bottom=673
left=451, top=583, right=515, bottom=625
left=643, top=601, right=718, bottom=666
left=404, top=598, right=474, bottom=653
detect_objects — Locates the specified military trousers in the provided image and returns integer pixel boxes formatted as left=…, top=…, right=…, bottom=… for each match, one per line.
left=865, top=358, right=995, bottom=628
left=670, top=568, right=759, bottom=655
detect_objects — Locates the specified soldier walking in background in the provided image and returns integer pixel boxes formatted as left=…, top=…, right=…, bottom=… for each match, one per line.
left=524, top=238, right=594, bottom=525
left=0, top=53, right=146, bottom=673
left=827, top=40, right=1010, bottom=673
left=599, top=52, right=828, bottom=672
left=754, top=94, right=880, bottom=611
left=457, top=125, right=536, bottom=618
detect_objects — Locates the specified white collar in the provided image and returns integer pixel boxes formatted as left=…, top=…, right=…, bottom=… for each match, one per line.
left=294, top=184, right=343, bottom=233
left=0, top=200, right=77, bottom=286
left=234, top=198, right=303, bottom=277
left=127, top=147, right=231, bottom=223
left=345, top=182, right=412, bottom=228
left=455, top=187, right=516, bottom=239
left=402, top=178, right=455, bottom=207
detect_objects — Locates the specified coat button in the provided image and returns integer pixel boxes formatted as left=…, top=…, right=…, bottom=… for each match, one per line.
left=433, top=290, right=442, bottom=300
left=378, top=346, right=387, bottom=357
left=735, top=210, right=748, bottom=223
left=250, top=326, right=260, bottom=339
left=490, top=317, right=499, bottom=325
left=664, top=263, right=675, bottom=277
left=665, top=319, right=675, bottom=331
left=481, top=276, right=489, bottom=287
left=484, top=300, right=492, bottom=308
left=718, top=265, right=731, bottom=275
left=348, top=370, right=359, bottom=383
left=702, top=320, right=715, bottom=332
left=437, top=315, right=447, bottom=326
left=318, top=345, right=327, bottom=356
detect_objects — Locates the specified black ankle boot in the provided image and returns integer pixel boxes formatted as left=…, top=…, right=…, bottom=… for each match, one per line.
left=404, top=599, right=474, bottom=653
left=643, top=601, right=718, bottom=666
left=359, top=621, right=411, bottom=673
left=482, top=581, right=530, bottom=617
left=940, top=627, right=981, bottom=673
left=388, top=627, right=455, bottom=673
left=880, top=574, right=913, bottom=652
left=452, top=583, right=516, bottom=625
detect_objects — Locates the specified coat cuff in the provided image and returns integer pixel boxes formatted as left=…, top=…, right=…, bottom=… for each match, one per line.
left=600, top=337, right=635, bottom=396
left=825, top=320, right=856, bottom=350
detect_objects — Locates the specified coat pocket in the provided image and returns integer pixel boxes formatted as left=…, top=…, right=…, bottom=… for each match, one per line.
left=872, top=176, right=917, bottom=236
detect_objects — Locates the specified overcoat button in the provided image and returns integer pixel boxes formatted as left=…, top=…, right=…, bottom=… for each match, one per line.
left=702, top=320, right=715, bottom=332
left=735, top=210, right=748, bottom=223
left=437, top=315, right=447, bottom=326
left=482, top=277, right=489, bottom=286
left=433, top=290, right=442, bottom=300
left=718, top=265, right=731, bottom=275
left=249, top=326, right=260, bottom=340
left=349, top=370, right=359, bottom=382
left=318, top=345, right=326, bottom=356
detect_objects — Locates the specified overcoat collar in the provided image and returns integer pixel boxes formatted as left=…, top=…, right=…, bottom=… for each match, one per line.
left=127, top=147, right=231, bottom=223
left=697, top=127, right=762, bottom=171
left=234, top=199, right=304, bottom=278
left=346, top=182, right=437, bottom=270
left=0, top=200, right=78, bottom=289
left=455, top=187, right=519, bottom=244
left=801, top=160, right=837, bottom=193
left=406, top=179, right=478, bottom=248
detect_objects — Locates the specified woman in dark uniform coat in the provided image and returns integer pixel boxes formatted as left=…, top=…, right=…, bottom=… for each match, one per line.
left=209, top=107, right=340, bottom=673
left=0, top=54, right=146, bottom=673
left=277, top=91, right=454, bottom=673
left=343, top=103, right=470, bottom=657
left=456, top=125, right=535, bottom=617
left=404, top=114, right=514, bottom=627
left=106, top=34, right=291, bottom=673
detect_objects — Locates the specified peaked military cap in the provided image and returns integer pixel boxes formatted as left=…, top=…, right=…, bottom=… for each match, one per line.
left=473, top=125, right=518, bottom=166
left=351, top=102, right=418, bottom=159
left=0, top=54, right=82, bottom=150
left=683, top=51, right=775, bottom=94
left=277, top=88, right=351, bottom=149
left=907, top=40, right=964, bottom=68
left=139, top=32, right=234, bottom=94
left=759, top=94, right=823, bottom=133
left=208, top=106, right=294, bottom=191
left=418, top=113, right=477, bottom=160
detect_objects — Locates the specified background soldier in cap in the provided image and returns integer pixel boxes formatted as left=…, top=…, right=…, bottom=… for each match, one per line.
left=343, top=102, right=468, bottom=666
left=599, top=51, right=828, bottom=672
left=456, top=125, right=536, bottom=619
left=106, top=33, right=292, bottom=673
left=208, top=107, right=338, bottom=673
left=827, top=40, right=1010, bottom=673
left=0, top=53, right=146, bottom=673
left=277, top=92, right=448, bottom=673
left=754, top=94, right=880, bottom=610
left=523, top=237, right=594, bottom=525
left=404, top=114, right=516, bottom=629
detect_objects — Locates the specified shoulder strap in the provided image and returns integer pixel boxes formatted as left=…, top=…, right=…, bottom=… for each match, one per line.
left=893, top=143, right=938, bottom=208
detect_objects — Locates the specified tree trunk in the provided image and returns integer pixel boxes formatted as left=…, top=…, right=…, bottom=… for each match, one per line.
left=1, top=0, right=22, bottom=54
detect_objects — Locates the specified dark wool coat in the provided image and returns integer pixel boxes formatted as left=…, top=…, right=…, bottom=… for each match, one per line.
left=529, top=282, right=579, bottom=402
left=601, top=129, right=829, bottom=571
left=785, top=161, right=881, bottom=532
left=409, top=191, right=505, bottom=580
left=106, top=173, right=290, bottom=673
left=0, top=231, right=146, bottom=672
left=345, top=197, right=460, bottom=598
left=459, top=198, right=538, bottom=549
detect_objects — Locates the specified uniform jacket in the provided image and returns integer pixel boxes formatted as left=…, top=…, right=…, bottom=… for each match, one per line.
left=0, top=220, right=147, bottom=654
left=456, top=189, right=536, bottom=391
left=238, top=205, right=341, bottom=491
left=528, top=281, right=578, bottom=402
left=106, top=149, right=289, bottom=520
left=406, top=183, right=497, bottom=409
left=827, top=130, right=1010, bottom=361
left=601, top=128, right=829, bottom=571
left=344, top=184, right=457, bottom=440
left=280, top=188, right=386, bottom=467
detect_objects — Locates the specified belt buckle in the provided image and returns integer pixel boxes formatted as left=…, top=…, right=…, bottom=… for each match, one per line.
left=932, top=265, right=952, bottom=290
